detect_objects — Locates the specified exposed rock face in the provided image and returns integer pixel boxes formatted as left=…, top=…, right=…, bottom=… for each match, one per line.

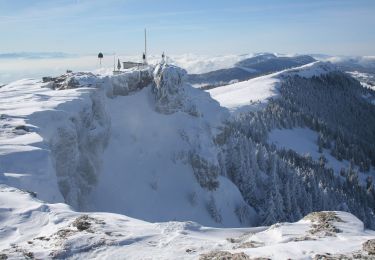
left=108, top=68, right=153, bottom=97
left=72, top=215, right=92, bottom=231
left=152, top=63, right=223, bottom=197
left=304, top=212, right=343, bottom=237
left=199, top=250, right=251, bottom=260
left=363, top=239, right=375, bottom=255
left=153, top=63, right=198, bottom=116
left=50, top=91, right=111, bottom=210
left=43, top=72, right=96, bottom=90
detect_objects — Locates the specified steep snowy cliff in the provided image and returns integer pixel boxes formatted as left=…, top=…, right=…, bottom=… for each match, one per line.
left=0, top=64, right=256, bottom=227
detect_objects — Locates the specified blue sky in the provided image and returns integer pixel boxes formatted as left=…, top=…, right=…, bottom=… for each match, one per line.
left=0, top=0, right=375, bottom=56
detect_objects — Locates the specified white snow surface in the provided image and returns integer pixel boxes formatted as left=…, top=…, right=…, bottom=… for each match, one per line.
left=268, top=128, right=346, bottom=173
left=0, top=78, right=95, bottom=203
left=208, top=74, right=280, bottom=113
left=208, top=61, right=335, bottom=113
left=268, top=127, right=375, bottom=186
left=0, top=185, right=374, bottom=259
left=0, top=64, right=256, bottom=228
left=1, top=62, right=375, bottom=259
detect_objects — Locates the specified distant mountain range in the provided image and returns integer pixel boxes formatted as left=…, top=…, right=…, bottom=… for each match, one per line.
left=0, top=52, right=76, bottom=59
left=187, top=53, right=316, bottom=88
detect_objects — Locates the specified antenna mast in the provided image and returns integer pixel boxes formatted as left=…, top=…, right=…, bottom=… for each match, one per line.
left=144, top=28, right=147, bottom=64
left=113, top=53, right=116, bottom=72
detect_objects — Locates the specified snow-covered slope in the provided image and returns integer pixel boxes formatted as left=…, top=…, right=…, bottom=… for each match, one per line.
left=268, top=127, right=375, bottom=186
left=0, top=64, right=256, bottom=228
left=1, top=185, right=374, bottom=259
left=207, top=73, right=280, bottom=113
left=208, top=61, right=334, bottom=113
left=207, top=60, right=375, bottom=228
left=0, top=78, right=96, bottom=203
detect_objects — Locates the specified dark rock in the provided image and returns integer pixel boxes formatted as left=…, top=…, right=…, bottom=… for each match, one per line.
left=363, top=239, right=375, bottom=255
left=313, top=253, right=351, bottom=260
left=34, top=236, right=50, bottom=241
left=304, top=212, right=343, bottom=237
left=23, top=251, right=34, bottom=259
left=199, top=250, right=251, bottom=260
left=42, top=77, right=54, bottom=83
left=234, top=241, right=264, bottom=249
left=72, top=215, right=92, bottom=231
left=66, top=77, right=79, bottom=89
left=56, top=229, right=76, bottom=238
left=14, top=125, right=29, bottom=132
left=26, top=190, right=37, bottom=198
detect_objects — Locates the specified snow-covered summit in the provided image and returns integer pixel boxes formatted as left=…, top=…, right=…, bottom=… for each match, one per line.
left=283, top=61, right=338, bottom=78
left=153, top=63, right=190, bottom=114
left=0, top=63, right=255, bottom=228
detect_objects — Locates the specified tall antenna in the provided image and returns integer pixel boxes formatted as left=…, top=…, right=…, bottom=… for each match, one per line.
left=113, top=53, right=116, bottom=72
left=144, top=28, right=147, bottom=64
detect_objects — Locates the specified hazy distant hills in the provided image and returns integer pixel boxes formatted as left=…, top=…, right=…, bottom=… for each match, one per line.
left=0, top=52, right=76, bottom=59
left=187, top=53, right=316, bottom=88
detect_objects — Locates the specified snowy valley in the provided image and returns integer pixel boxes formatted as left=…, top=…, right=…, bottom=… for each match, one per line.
left=1, top=55, right=375, bottom=259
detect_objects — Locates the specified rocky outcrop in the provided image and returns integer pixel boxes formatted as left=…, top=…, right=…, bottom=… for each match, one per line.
left=106, top=68, right=153, bottom=97
left=51, top=90, right=110, bottom=210
left=43, top=72, right=97, bottom=90
left=153, top=63, right=198, bottom=116
left=363, top=239, right=375, bottom=255
left=304, top=212, right=343, bottom=237
left=199, top=250, right=251, bottom=260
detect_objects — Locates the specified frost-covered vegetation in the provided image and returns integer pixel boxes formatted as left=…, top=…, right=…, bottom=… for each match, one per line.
left=212, top=65, right=375, bottom=228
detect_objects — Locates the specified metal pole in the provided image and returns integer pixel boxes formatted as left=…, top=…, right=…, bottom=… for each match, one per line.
left=144, top=28, right=147, bottom=64
left=113, top=53, right=116, bottom=72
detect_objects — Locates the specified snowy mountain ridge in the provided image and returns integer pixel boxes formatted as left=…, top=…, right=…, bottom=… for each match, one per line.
left=208, top=61, right=336, bottom=113
left=206, top=60, right=375, bottom=228
left=187, top=53, right=318, bottom=88
left=1, top=61, right=375, bottom=259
